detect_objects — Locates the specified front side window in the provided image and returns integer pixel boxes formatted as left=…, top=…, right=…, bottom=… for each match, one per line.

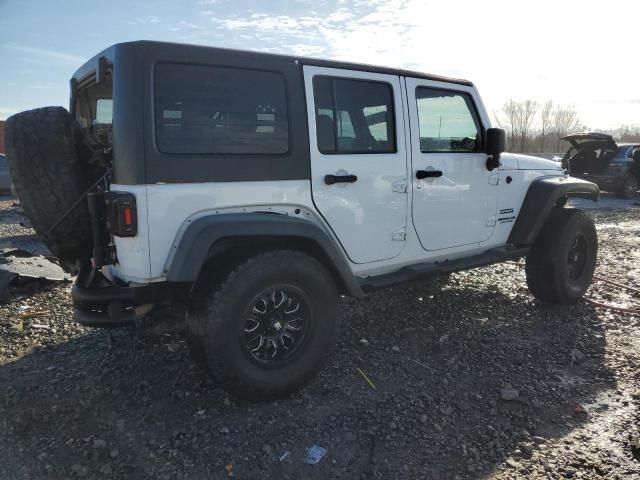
left=155, top=63, right=289, bottom=154
left=416, top=87, right=481, bottom=153
left=313, top=76, right=396, bottom=154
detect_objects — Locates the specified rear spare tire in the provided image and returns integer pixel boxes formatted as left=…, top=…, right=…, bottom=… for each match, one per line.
left=5, top=107, right=100, bottom=266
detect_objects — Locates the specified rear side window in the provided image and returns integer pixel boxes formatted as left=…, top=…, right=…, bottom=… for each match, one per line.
left=313, top=77, right=396, bottom=154
left=415, top=87, right=481, bottom=153
left=155, top=63, right=289, bottom=154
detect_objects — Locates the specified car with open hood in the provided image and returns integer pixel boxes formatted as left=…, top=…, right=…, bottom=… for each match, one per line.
left=561, top=132, right=640, bottom=199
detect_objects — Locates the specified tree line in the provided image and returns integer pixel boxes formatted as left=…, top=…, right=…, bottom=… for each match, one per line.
left=493, top=99, right=640, bottom=153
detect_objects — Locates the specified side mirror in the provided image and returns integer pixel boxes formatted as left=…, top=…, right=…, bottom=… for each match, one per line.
left=633, top=149, right=640, bottom=162
left=486, top=128, right=505, bottom=171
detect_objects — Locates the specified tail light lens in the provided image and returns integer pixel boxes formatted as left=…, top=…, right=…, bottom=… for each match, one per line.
left=104, top=192, right=137, bottom=237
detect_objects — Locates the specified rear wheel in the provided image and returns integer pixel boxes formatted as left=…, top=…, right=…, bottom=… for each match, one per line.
left=187, top=250, right=340, bottom=399
left=525, top=209, right=597, bottom=305
left=621, top=174, right=638, bottom=199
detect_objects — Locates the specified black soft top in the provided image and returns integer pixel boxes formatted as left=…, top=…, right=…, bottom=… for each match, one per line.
left=71, top=40, right=474, bottom=87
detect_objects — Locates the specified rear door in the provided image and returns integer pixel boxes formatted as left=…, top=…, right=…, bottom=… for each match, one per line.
left=303, top=66, right=408, bottom=264
left=405, top=78, right=497, bottom=251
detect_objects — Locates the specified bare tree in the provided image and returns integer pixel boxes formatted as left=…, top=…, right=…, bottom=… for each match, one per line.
left=496, top=99, right=581, bottom=153
left=494, top=99, right=519, bottom=151
left=539, top=100, right=553, bottom=152
left=618, top=125, right=640, bottom=142
left=495, top=99, right=538, bottom=152
left=550, top=104, right=580, bottom=151
left=514, top=100, right=538, bottom=152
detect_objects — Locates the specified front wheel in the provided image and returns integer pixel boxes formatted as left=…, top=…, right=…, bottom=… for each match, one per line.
left=621, top=174, right=638, bottom=199
left=525, top=209, right=597, bottom=305
left=187, top=250, right=340, bottom=399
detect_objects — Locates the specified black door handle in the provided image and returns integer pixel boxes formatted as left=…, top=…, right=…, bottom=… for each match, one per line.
left=324, top=174, right=358, bottom=185
left=416, top=170, right=443, bottom=179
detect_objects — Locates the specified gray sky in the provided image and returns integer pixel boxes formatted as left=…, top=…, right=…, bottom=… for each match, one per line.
left=1, top=0, right=638, bottom=129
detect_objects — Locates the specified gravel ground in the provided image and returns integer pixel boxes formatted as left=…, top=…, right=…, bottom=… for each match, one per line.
left=0, top=195, right=639, bottom=479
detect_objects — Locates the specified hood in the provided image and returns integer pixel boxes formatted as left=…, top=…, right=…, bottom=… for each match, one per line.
left=501, top=153, right=564, bottom=171
left=560, top=132, right=619, bottom=173
left=561, top=132, right=617, bottom=152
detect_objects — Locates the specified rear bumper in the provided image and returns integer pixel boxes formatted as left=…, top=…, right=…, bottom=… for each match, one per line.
left=72, top=264, right=175, bottom=327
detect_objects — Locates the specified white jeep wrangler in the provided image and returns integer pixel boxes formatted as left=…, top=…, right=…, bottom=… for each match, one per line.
left=5, top=41, right=599, bottom=399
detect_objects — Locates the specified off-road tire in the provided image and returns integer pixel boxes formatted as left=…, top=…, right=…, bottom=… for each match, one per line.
left=525, top=209, right=597, bottom=305
left=187, top=250, right=340, bottom=400
left=5, top=107, right=98, bottom=264
left=621, top=174, right=638, bottom=199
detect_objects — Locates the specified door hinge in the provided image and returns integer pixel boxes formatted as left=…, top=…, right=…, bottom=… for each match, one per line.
left=488, top=175, right=500, bottom=186
left=391, top=227, right=407, bottom=241
left=486, top=216, right=497, bottom=226
left=392, top=180, right=408, bottom=193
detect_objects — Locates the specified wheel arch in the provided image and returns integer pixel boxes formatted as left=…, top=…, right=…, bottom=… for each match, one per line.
left=165, top=213, right=364, bottom=298
left=508, top=175, right=599, bottom=246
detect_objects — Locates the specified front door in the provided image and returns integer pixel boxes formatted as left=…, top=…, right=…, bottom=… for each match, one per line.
left=405, top=78, right=497, bottom=251
left=304, top=66, right=408, bottom=264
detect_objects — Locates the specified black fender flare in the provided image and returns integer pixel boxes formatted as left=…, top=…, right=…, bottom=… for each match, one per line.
left=165, top=213, right=364, bottom=298
left=508, top=176, right=599, bottom=246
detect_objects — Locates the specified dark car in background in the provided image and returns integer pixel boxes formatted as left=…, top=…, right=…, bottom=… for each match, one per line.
left=0, top=154, right=12, bottom=195
left=561, top=133, right=640, bottom=199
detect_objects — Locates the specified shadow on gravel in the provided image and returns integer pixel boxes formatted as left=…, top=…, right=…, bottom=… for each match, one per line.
left=0, top=272, right=613, bottom=479
left=0, top=233, right=42, bottom=245
left=0, top=233, right=51, bottom=255
left=0, top=210, right=28, bottom=225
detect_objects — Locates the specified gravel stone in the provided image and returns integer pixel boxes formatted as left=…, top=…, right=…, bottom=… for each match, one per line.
left=571, top=348, right=585, bottom=363
left=0, top=197, right=639, bottom=479
left=93, top=439, right=107, bottom=449
left=500, top=384, right=519, bottom=401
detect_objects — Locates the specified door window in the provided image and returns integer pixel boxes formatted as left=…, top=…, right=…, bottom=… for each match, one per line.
left=313, top=77, right=396, bottom=154
left=415, top=88, right=481, bottom=153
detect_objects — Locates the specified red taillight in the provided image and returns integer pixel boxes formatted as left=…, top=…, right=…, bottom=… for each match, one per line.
left=104, top=192, right=137, bottom=237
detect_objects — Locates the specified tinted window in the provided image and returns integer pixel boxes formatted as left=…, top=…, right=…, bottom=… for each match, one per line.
left=313, top=77, right=395, bottom=154
left=155, top=63, right=289, bottom=154
left=415, top=88, right=481, bottom=153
